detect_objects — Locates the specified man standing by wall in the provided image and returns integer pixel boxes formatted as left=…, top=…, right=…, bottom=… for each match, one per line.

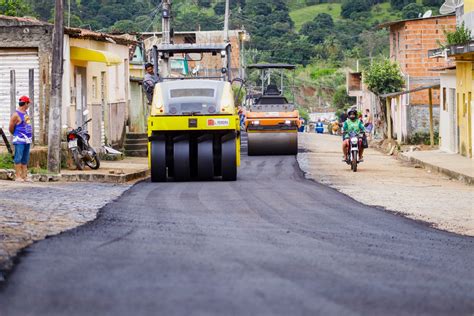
left=9, top=96, right=33, bottom=182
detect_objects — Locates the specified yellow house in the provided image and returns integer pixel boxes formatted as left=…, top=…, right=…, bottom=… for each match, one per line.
left=444, top=4, right=474, bottom=158
left=62, top=28, right=136, bottom=149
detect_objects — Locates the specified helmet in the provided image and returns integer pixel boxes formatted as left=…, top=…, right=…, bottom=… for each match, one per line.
left=347, top=107, right=357, bottom=116
left=19, top=96, right=30, bottom=103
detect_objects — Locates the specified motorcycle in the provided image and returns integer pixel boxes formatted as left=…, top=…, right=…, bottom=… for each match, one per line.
left=66, top=118, right=100, bottom=170
left=346, top=131, right=364, bottom=172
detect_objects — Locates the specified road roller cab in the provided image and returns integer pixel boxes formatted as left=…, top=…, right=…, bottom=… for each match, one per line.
left=245, top=64, right=300, bottom=155
left=147, top=43, right=240, bottom=182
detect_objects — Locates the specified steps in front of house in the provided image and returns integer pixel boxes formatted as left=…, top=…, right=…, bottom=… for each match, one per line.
left=124, top=133, right=148, bottom=157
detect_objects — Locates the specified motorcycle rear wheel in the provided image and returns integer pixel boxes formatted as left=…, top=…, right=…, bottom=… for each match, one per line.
left=86, top=154, right=100, bottom=170
left=72, top=150, right=85, bottom=170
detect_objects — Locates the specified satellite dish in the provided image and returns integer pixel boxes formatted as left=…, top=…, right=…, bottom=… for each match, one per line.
left=440, top=0, right=463, bottom=15
left=423, top=10, right=433, bottom=18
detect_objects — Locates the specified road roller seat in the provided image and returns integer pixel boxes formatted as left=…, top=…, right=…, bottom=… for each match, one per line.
left=256, top=95, right=289, bottom=105
left=264, top=84, right=281, bottom=96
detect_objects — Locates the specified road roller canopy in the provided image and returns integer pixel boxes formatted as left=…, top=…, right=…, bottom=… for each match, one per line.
left=152, top=43, right=233, bottom=82
left=151, top=79, right=235, bottom=116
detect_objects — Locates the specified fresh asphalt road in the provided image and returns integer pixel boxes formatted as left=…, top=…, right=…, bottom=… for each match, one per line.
left=1, top=143, right=473, bottom=316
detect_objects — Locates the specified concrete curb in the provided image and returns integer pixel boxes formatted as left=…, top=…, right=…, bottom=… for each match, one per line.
left=61, top=169, right=150, bottom=184
left=398, top=153, right=474, bottom=186
left=0, top=169, right=150, bottom=184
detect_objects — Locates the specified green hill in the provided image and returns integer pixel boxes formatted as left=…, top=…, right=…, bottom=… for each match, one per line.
left=290, top=2, right=401, bottom=31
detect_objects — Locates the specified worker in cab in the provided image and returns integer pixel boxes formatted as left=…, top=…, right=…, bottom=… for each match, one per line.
left=143, top=63, right=160, bottom=104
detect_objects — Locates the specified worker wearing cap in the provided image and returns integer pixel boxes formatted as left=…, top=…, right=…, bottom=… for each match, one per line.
left=9, top=96, right=33, bottom=182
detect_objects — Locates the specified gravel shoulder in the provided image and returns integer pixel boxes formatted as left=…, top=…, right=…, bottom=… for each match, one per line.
left=0, top=180, right=131, bottom=276
left=297, top=133, right=474, bottom=236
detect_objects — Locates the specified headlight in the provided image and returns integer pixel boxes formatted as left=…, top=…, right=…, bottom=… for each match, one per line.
left=208, top=106, right=216, bottom=113
left=285, top=120, right=291, bottom=125
left=252, top=120, right=260, bottom=125
left=351, top=137, right=358, bottom=145
left=169, top=107, right=177, bottom=115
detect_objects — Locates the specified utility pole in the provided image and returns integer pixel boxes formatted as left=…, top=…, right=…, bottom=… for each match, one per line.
left=48, top=0, right=64, bottom=174
left=223, top=0, right=230, bottom=42
left=161, top=0, right=171, bottom=77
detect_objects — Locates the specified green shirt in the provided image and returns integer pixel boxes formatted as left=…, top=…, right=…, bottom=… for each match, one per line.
left=343, top=119, right=365, bottom=138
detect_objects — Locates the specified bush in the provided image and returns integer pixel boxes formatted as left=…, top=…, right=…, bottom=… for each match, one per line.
left=439, top=22, right=472, bottom=48
left=0, top=153, right=14, bottom=169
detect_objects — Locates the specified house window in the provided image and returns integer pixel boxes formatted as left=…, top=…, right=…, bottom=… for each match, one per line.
left=92, top=76, right=98, bottom=99
left=442, top=88, right=447, bottom=111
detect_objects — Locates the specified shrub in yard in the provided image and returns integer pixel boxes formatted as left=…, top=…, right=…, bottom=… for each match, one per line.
left=407, top=131, right=439, bottom=146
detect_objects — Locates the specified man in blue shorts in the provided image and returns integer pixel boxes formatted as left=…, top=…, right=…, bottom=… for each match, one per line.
left=9, top=96, right=33, bottom=182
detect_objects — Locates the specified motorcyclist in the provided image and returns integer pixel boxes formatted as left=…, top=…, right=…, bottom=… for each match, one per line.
left=342, top=108, right=365, bottom=162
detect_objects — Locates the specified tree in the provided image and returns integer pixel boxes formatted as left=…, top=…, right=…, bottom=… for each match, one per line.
left=422, top=0, right=443, bottom=6
left=364, top=59, right=404, bottom=96
left=401, top=3, right=424, bottom=19
left=364, top=59, right=405, bottom=138
left=300, top=13, right=335, bottom=44
left=0, top=0, right=30, bottom=16
left=390, top=0, right=412, bottom=10
left=341, top=0, right=371, bottom=19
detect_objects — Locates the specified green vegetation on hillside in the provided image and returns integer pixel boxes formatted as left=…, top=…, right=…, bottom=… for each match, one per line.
left=0, top=0, right=447, bottom=112
left=290, top=3, right=342, bottom=31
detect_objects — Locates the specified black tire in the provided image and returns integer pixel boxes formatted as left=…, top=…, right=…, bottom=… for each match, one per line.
left=86, top=153, right=100, bottom=170
left=221, top=133, right=237, bottom=181
left=151, top=138, right=167, bottom=182
left=351, top=152, right=358, bottom=172
left=72, top=149, right=84, bottom=170
left=197, top=135, right=214, bottom=180
left=173, top=136, right=191, bottom=181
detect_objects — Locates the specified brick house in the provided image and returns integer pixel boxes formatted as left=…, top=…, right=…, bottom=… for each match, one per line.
left=379, top=14, right=456, bottom=138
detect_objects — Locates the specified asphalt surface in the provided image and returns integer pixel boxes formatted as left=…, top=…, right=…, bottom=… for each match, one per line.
left=1, top=142, right=473, bottom=315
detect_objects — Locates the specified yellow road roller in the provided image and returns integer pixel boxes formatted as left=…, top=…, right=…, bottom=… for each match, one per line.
left=245, top=64, right=300, bottom=156
left=148, top=43, right=240, bottom=182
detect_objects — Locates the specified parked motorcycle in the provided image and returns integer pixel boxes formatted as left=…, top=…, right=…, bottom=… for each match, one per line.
left=66, top=118, right=100, bottom=170
left=346, top=131, right=363, bottom=172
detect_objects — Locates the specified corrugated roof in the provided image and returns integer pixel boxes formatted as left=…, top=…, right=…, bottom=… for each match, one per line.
left=377, top=13, right=455, bottom=29
left=0, top=15, right=136, bottom=45
left=0, top=14, right=50, bottom=26
left=379, top=83, right=440, bottom=98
